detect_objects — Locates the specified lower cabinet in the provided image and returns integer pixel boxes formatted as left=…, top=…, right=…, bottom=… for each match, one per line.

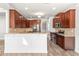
left=56, top=35, right=64, bottom=48
left=56, top=34, right=75, bottom=50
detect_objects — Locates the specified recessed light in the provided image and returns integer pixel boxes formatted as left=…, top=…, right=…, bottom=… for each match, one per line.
left=25, top=7, right=28, bottom=10
left=52, top=7, right=56, bottom=10
left=38, top=15, right=41, bottom=18
left=34, top=12, right=44, bottom=16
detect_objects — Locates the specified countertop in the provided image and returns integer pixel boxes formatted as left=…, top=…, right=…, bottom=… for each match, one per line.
left=56, top=33, right=75, bottom=37
left=6, top=32, right=48, bottom=34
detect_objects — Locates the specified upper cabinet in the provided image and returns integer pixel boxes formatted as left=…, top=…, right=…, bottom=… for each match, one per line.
left=53, top=9, right=75, bottom=28
left=9, top=10, right=15, bottom=28
left=9, top=9, right=41, bottom=29
left=53, top=13, right=65, bottom=28
left=65, top=9, right=75, bottom=28
left=9, top=9, right=29, bottom=28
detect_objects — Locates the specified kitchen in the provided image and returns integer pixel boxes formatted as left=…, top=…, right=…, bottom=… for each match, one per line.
left=50, top=9, right=75, bottom=50
left=0, top=3, right=79, bottom=56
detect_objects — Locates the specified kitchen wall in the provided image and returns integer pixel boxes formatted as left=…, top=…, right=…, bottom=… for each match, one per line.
left=55, top=28, right=75, bottom=36
left=0, top=4, right=10, bottom=39
left=10, top=28, right=33, bottom=33
left=75, top=4, right=79, bottom=53
left=40, top=17, right=56, bottom=33
left=0, top=12, right=6, bottom=39
left=47, top=17, right=55, bottom=32
left=41, top=18, right=48, bottom=32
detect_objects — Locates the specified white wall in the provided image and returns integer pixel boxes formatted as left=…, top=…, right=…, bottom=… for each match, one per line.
left=0, top=3, right=10, bottom=39
left=75, top=5, right=79, bottom=53
left=0, top=13, right=6, bottom=33
left=47, top=17, right=55, bottom=32
left=0, top=12, right=6, bottom=39
left=0, top=10, right=9, bottom=39
left=41, top=18, right=48, bottom=32
left=40, top=17, right=55, bottom=33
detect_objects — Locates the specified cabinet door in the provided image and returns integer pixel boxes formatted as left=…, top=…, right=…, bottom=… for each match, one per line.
left=56, top=35, right=64, bottom=48
left=65, top=11, right=70, bottom=28
left=53, top=18, right=56, bottom=28
left=21, top=20, right=24, bottom=28
left=65, top=9, right=75, bottom=28
left=70, top=10, right=75, bottom=28
left=65, top=37, right=75, bottom=50
left=60, top=13, right=65, bottom=28
left=53, top=18, right=60, bottom=28
left=9, top=10, right=15, bottom=28
left=15, top=20, right=21, bottom=28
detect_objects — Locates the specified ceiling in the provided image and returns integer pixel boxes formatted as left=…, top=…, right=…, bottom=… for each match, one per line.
left=0, top=3, right=76, bottom=19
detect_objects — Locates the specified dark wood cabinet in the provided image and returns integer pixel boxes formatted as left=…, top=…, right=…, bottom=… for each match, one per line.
left=53, top=13, right=65, bottom=28
left=9, top=9, right=40, bottom=29
left=59, top=13, right=65, bottom=28
left=9, top=10, right=15, bottom=28
left=53, top=18, right=59, bottom=28
left=56, top=34, right=75, bottom=50
left=56, top=35, right=64, bottom=48
left=15, top=19, right=22, bottom=28
left=53, top=9, right=75, bottom=28
left=65, top=9, right=75, bottom=28
left=9, top=9, right=30, bottom=28
left=53, top=18, right=55, bottom=28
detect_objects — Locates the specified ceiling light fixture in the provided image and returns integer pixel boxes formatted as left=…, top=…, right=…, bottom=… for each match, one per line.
left=34, top=12, right=44, bottom=16
left=38, top=15, right=41, bottom=18
left=25, top=7, right=28, bottom=10
left=52, top=7, right=56, bottom=10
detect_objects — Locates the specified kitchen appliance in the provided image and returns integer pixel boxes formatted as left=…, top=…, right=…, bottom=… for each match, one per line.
left=55, top=22, right=61, bottom=28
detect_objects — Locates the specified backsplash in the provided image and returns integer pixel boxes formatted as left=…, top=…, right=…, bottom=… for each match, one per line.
left=9, top=28, right=33, bottom=33
left=55, top=28, right=75, bottom=36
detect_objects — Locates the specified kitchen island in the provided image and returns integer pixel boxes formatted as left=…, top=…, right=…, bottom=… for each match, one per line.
left=4, top=33, right=48, bottom=53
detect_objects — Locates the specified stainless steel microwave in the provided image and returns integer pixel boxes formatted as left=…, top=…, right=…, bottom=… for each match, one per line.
left=55, top=22, right=61, bottom=28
